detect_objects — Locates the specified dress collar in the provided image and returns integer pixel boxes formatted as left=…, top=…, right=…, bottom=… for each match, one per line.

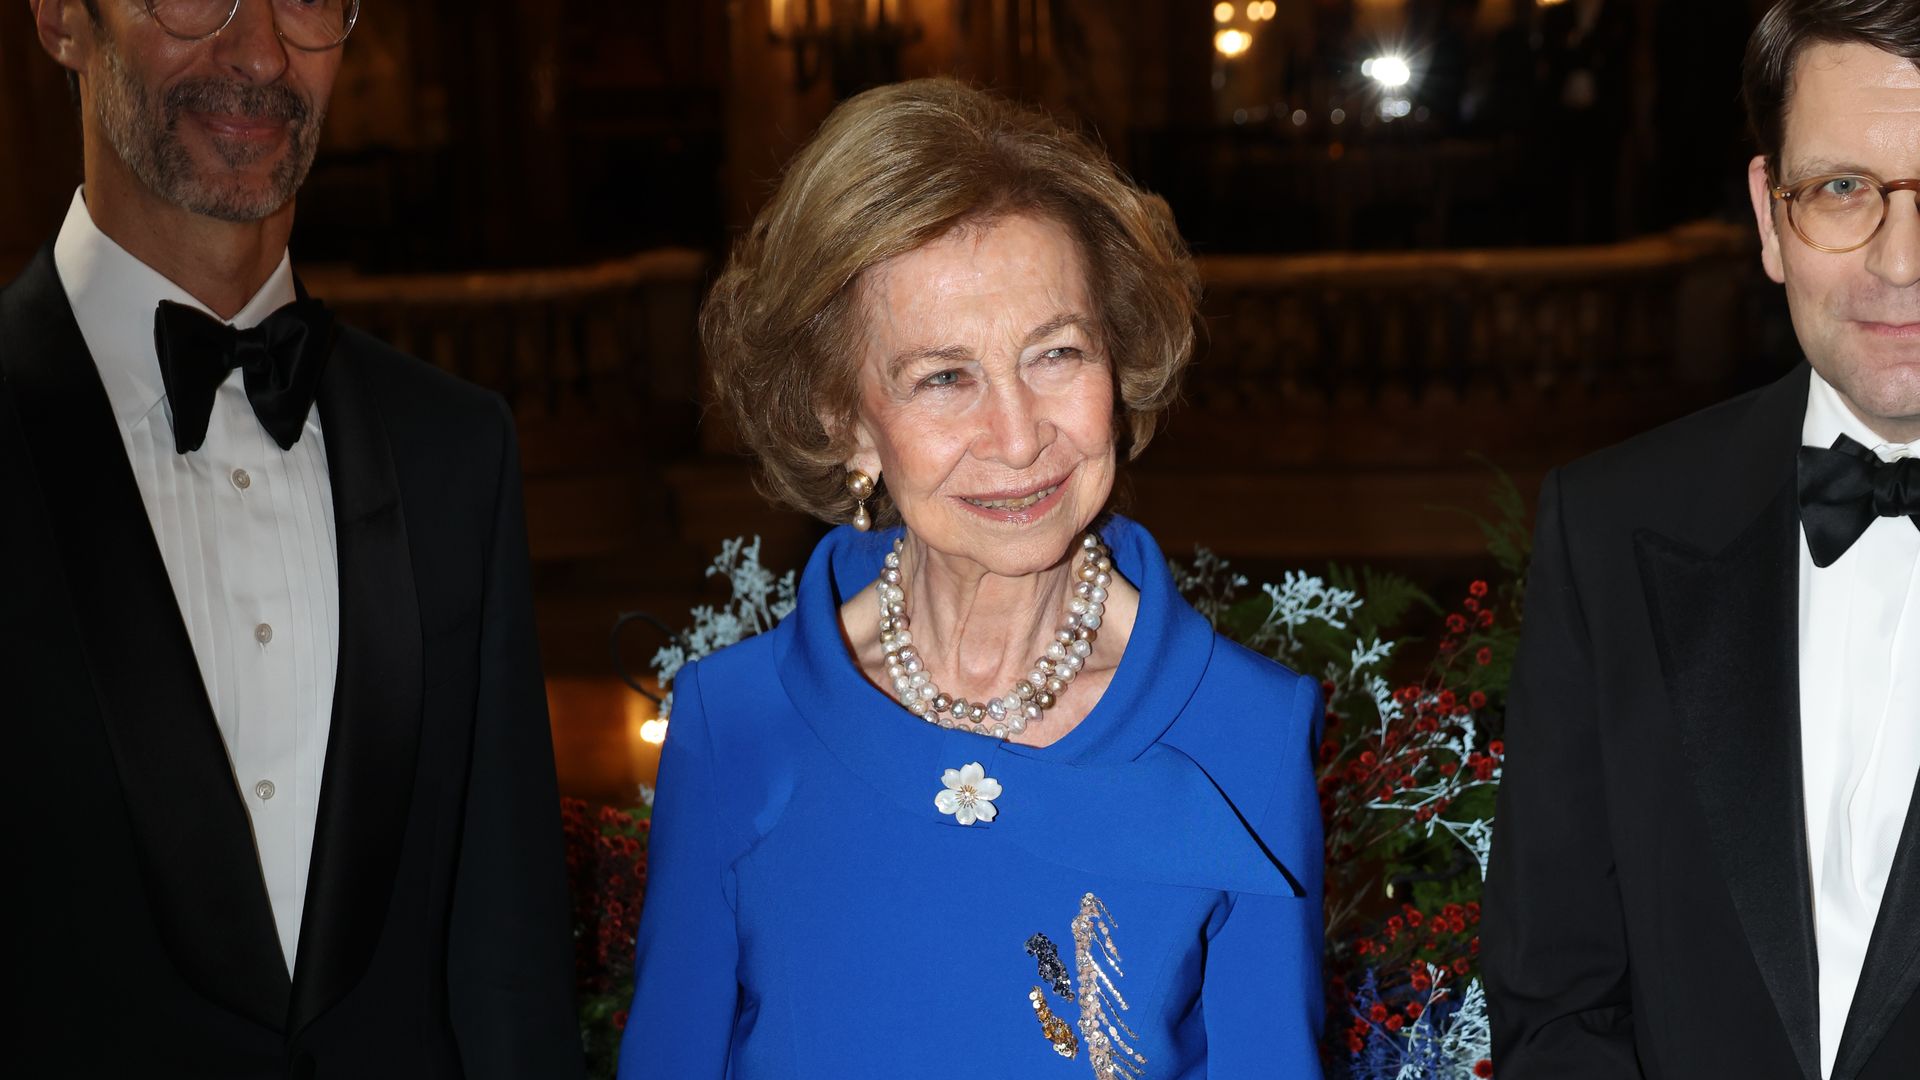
left=51, top=187, right=297, bottom=440
left=773, top=515, right=1301, bottom=896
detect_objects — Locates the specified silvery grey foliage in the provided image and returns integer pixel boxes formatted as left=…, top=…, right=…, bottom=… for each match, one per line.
left=1167, top=548, right=1248, bottom=626
left=651, top=536, right=797, bottom=720
left=1171, top=548, right=1499, bottom=880
left=1391, top=966, right=1493, bottom=1080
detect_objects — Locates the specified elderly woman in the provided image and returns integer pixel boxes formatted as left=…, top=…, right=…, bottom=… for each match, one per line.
left=619, top=79, right=1323, bottom=1079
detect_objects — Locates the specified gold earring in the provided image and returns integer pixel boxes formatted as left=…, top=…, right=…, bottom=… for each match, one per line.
left=846, top=469, right=875, bottom=531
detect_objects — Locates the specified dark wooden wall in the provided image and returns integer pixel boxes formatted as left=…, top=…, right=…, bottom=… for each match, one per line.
left=4, top=0, right=1778, bottom=277
left=1, top=16, right=83, bottom=279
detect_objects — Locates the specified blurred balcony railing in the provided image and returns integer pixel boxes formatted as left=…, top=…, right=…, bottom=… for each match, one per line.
left=305, top=249, right=706, bottom=432
left=303, top=250, right=708, bottom=573
left=1162, top=220, right=1764, bottom=471
left=295, top=222, right=1779, bottom=668
left=303, top=221, right=1759, bottom=469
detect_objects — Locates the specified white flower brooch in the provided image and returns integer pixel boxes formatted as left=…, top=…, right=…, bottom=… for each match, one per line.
left=935, top=761, right=1001, bottom=825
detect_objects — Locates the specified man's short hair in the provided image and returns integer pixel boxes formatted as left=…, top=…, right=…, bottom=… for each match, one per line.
left=1743, top=0, right=1920, bottom=181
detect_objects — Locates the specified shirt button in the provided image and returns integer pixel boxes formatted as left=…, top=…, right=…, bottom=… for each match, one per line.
left=254, top=779, right=276, bottom=800
left=254, top=622, right=273, bottom=645
left=231, top=467, right=251, bottom=490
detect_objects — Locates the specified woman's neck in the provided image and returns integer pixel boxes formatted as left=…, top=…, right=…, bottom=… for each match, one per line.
left=842, top=530, right=1138, bottom=748
left=897, top=538, right=1083, bottom=701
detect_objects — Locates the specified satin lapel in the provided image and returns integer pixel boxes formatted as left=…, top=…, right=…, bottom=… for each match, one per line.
left=288, top=333, right=424, bottom=1035
left=1831, top=766, right=1920, bottom=1078
left=0, top=246, right=290, bottom=1027
left=1635, top=485, right=1819, bottom=1080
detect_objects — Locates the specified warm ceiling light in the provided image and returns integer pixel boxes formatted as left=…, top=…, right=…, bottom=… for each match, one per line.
left=1368, top=55, right=1412, bottom=88
left=1214, top=1, right=1234, bottom=22
left=1214, top=28, right=1252, bottom=58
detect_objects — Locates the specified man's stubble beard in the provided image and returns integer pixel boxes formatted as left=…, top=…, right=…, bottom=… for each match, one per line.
left=92, top=31, right=325, bottom=224
left=1792, top=272, right=1920, bottom=436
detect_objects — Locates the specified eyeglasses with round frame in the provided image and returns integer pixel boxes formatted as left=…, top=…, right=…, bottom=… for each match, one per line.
left=144, top=0, right=360, bottom=53
left=1771, top=171, right=1920, bottom=254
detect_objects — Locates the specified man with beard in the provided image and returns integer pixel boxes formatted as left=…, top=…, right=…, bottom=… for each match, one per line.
left=0, top=2, right=584, bottom=1076
left=1485, top=1, right=1920, bottom=1078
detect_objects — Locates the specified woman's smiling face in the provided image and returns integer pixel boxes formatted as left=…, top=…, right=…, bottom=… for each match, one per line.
left=847, top=213, right=1116, bottom=577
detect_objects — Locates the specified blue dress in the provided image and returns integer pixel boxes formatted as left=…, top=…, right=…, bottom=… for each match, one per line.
left=618, top=516, right=1325, bottom=1079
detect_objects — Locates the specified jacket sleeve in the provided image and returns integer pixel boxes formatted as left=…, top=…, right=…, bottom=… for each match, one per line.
left=1483, top=469, right=1641, bottom=1076
left=447, top=397, right=586, bottom=1078
left=618, top=658, right=741, bottom=1078
left=1200, top=672, right=1326, bottom=1077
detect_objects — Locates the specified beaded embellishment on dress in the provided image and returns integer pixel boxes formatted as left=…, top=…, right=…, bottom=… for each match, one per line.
left=1018, top=898, right=1149, bottom=1074
left=1072, top=893, right=1147, bottom=1080
left=1026, top=932, right=1074, bottom=999
left=1029, top=986, right=1080, bottom=1059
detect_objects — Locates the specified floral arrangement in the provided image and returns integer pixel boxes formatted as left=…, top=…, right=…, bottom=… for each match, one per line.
left=644, top=535, right=797, bottom=724
left=563, top=795, right=652, bottom=1075
left=567, top=482, right=1527, bottom=1078
left=568, top=538, right=795, bottom=1076
left=1171, top=472, right=1527, bottom=1078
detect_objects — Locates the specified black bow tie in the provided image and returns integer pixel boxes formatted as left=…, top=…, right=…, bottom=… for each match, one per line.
left=1797, top=433, right=1920, bottom=568
left=153, top=297, right=334, bottom=454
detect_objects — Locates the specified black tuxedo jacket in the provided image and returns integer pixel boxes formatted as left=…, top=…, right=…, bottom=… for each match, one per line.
left=0, top=245, right=585, bottom=1079
left=1484, top=363, right=1920, bottom=1079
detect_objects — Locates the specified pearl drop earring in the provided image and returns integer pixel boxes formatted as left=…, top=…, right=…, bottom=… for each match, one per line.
left=846, top=469, right=876, bottom=531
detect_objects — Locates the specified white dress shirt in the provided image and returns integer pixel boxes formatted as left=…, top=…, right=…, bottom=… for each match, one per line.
left=1797, top=369, right=1920, bottom=1079
left=53, top=189, right=339, bottom=974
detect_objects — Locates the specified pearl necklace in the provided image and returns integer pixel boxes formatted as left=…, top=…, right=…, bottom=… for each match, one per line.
left=877, top=533, right=1113, bottom=740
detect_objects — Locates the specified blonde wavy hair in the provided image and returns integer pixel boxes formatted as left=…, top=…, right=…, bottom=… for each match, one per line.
left=703, top=77, right=1201, bottom=526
